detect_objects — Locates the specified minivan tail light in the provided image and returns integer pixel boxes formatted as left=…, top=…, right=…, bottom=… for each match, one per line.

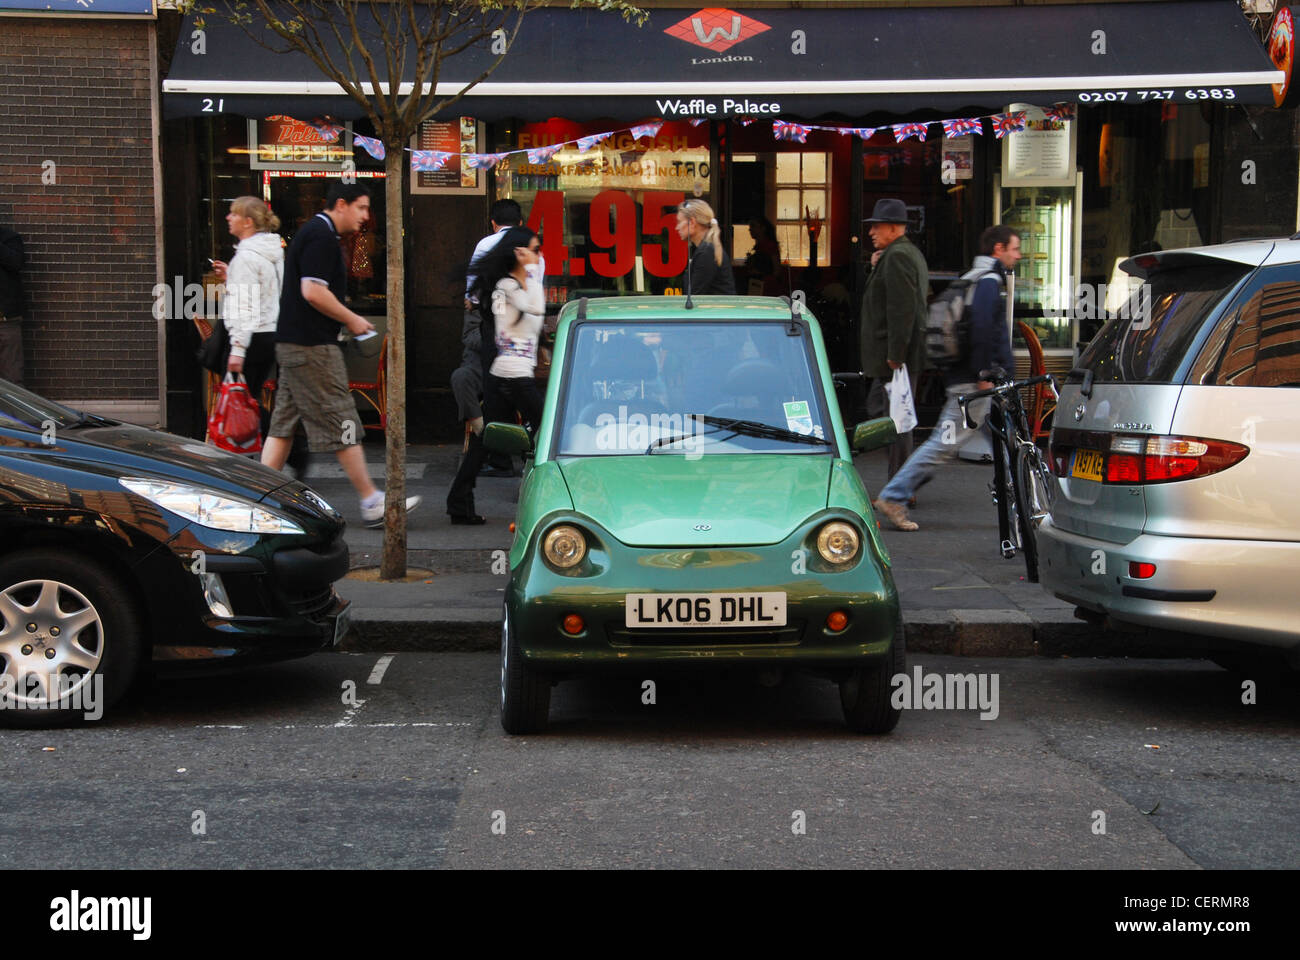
left=1104, top=435, right=1248, bottom=484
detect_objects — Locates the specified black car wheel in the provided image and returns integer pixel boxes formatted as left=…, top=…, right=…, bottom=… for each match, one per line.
left=0, top=550, right=142, bottom=727
left=839, top=611, right=905, bottom=734
left=499, top=603, right=551, bottom=734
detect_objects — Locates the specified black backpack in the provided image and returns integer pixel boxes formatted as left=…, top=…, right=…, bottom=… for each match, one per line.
left=925, top=270, right=995, bottom=369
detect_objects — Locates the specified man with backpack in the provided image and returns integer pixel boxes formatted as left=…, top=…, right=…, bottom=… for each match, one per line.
left=872, top=225, right=1021, bottom=532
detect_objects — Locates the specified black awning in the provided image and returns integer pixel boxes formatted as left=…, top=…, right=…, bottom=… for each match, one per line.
left=163, top=2, right=1282, bottom=122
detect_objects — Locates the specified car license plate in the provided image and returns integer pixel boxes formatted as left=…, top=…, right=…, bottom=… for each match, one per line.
left=332, top=604, right=352, bottom=647
left=625, top=592, right=787, bottom=628
left=1071, top=449, right=1104, bottom=482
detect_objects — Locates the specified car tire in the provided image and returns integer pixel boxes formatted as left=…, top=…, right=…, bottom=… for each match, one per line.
left=839, top=610, right=905, bottom=734
left=499, top=602, right=551, bottom=735
left=0, top=549, right=143, bottom=727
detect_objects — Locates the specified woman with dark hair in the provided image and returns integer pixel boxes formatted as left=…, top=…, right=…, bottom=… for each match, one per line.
left=745, top=216, right=782, bottom=296
left=447, top=225, right=544, bottom=525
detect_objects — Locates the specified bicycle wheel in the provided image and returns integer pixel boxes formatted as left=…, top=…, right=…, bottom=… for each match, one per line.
left=1011, top=444, right=1049, bottom=582
left=1016, top=442, right=1056, bottom=527
left=990, top=428, right=1019, bottom=559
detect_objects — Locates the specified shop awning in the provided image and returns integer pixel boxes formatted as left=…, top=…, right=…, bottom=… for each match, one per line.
left=163, top=1, right=1283, bottom=122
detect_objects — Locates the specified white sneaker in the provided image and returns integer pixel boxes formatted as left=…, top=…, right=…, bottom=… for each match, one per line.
left=361, top=495, right=422, bottom=528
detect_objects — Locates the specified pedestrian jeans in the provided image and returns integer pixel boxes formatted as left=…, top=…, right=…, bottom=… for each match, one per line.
left=878, top=383, right=990, bottom=504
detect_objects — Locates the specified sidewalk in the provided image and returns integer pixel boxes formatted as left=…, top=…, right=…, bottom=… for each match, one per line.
left=314, top=439, right=1103, bottom=657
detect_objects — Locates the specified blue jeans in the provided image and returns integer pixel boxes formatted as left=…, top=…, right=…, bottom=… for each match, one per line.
left=878, top=383, right=988, bottom=504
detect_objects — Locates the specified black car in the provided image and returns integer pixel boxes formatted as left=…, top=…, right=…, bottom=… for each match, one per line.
left=0, top=381, right=350, bottom=726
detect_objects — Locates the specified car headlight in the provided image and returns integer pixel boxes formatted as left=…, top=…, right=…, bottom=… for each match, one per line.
left=816, top=521, right=860, bottom=565
left=119, top=478, right=306, bottom=535
left=543, top=524, right=587, bottom=570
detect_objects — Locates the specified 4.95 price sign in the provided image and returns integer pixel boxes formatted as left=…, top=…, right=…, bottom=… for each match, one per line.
left=527, top=190, right=689, bottom=279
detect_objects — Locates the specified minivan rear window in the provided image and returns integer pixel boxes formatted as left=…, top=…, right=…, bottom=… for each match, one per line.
left=1076, top=261, right=1251, bottom=383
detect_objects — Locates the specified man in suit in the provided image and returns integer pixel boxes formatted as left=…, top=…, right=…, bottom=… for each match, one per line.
left=858, top=198, right=929, bottom=483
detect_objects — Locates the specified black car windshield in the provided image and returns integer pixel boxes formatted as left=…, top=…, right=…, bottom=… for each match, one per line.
left=0, top=379, right=87, bottom=431
left=555, top=321, right=833, bottom=456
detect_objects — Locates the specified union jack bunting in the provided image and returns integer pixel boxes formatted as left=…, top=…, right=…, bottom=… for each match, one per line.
left=841, top=127, right=877, bottom=139
left=941, top=117, right=983, bottom=138
left=689, top=118, right=707, bottom=127
left=353, top=134, right=385, bottom=161
left=892, top=122, right=929, bottom=143
left=630, top=122, right=664, bottom=141
left=410, top=150, right=452, bottom=172
left=526, top=143, right=564, bottom=164
left=307, top=118, right=344, bottom=142
left=463, top=152, right=509, bottom=170
left=576, top=132, right=613, bottom=153
left=738, top=117, right=756, bottom=126
left=1043, top=103, right=1076, bottom=122
left=773, top=121, right=810, bottom=143
left=990, top=112, right=1028, bottom=138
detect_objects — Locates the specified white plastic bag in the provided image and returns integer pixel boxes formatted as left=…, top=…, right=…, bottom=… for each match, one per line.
left=886, top=364, right=918, bottom=434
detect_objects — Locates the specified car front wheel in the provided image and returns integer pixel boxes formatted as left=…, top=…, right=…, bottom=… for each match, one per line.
left=0, top=549, right=142, bottom=727
left=499, top=603, right=551, bottom=734
left=839, top=611, right=905, bottom=734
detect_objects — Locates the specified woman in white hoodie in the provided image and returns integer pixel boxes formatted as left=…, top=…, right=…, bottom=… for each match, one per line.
left=211, top=196, right=284, bottom=425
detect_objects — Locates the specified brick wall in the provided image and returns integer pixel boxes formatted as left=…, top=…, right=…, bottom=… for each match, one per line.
left=0, top=17, right=159, bottom=415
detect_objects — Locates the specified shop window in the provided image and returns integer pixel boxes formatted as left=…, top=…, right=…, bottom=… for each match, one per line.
left=503, top=120, right=711, bottom=299
left=774, top=152, right=829, bottom=267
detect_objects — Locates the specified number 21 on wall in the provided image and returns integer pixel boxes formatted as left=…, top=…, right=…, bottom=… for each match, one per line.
left=527, top=190, right=688, bottom=279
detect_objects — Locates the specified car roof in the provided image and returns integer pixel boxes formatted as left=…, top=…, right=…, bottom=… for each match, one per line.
left=1120, top=237, right=1300, bottom=277
left=558, top=295, right=804, bottom=325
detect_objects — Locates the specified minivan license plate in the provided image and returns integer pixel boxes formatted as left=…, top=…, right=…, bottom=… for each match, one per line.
left=1071, top=449, right=1104, bottom=482
left=625, top=593, right=787, bottom=628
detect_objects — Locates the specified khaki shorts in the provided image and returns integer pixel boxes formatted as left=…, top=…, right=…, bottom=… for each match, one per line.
left=268, top=342, right=363, bottom=452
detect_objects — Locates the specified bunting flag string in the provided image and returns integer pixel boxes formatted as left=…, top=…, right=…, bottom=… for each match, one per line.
left=352, top=133, right=386, bottom=161
left=630, top=122, right=664, bottom=141
left=576, top=131, right=614, bottom=152
left=263, top=102, right=1076, bottom=179
left=773, top=120, right=810, bottom=143
left=892, top=122, right=928, bottom=143
left=410, top=149, right=452, bottom=171
left=525, top=143, right=564, bottom=164
left=990, top=111, right=1028, bottom=139
left=941, top=117, right=984, bottom=138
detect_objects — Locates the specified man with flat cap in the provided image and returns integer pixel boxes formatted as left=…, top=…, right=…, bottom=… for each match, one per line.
left=859, top=198, right=929, bottom=485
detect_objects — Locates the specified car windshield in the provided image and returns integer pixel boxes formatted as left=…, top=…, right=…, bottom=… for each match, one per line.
left=555, top=320, right=834, bottom=456
left=0, top=379, right=87, bottom=431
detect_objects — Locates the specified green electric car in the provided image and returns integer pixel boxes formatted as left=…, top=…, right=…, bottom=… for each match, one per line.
left=486, top=295, right=904, bottom=734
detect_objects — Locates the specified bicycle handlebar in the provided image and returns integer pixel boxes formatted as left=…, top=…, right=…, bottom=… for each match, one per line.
left=958, top=373, right=1057, bottom=404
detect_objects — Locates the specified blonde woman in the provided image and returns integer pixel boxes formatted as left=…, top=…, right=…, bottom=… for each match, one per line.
left=211, top=196, right=284, bottom=415
left=675, top=198, right=736, bottom=295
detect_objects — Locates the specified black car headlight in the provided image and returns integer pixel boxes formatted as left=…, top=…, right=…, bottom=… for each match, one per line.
left=816, top=521, right=860, bottom=565
left=119, top=478, right=306, bottom=535
left=542, top=524, right=587, bottom=570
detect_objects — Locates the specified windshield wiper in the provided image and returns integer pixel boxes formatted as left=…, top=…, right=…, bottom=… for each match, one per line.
left=647, top=414, right=832, bottom=453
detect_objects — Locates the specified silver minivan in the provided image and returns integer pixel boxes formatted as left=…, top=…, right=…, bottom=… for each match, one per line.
left=1038, top=239, right=1300, bottom=665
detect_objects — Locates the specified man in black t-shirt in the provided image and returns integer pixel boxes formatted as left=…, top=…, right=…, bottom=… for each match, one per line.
left=261, top=182, right=419, bottom=528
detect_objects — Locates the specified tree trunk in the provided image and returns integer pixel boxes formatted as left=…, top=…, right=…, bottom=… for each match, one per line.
left=379, top=143, right=408, bottom=579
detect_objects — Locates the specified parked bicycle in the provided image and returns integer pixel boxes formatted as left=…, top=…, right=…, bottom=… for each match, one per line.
left=958, top=368, right=1058, bottom=582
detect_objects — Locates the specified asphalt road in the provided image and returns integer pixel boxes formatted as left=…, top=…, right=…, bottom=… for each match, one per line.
left=3, top=649, right=1296, bottom=870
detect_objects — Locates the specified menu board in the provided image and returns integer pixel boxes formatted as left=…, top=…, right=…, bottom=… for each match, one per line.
left=411, top=118, right=485, bottom=195
left=1001, top=103, right=1076, bottom=187
left=247, top=117, right=351, bottom=170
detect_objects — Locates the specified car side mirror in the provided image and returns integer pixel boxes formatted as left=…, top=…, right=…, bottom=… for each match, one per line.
left=484, top=422, right=532, bottom=456
left=851, top=417, right=897, bottom=453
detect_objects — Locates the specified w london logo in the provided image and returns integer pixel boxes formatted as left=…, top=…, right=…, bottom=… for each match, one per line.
left=664, top=8, right=771, bottom=53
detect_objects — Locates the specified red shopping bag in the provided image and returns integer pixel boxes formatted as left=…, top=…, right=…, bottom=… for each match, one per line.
left=208, top=374, right=263, bottom=454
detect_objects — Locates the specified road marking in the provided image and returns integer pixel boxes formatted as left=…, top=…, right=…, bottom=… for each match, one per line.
left=335, top=697, right=368, bottom=728
left=367, top=655, right=395, bottom=685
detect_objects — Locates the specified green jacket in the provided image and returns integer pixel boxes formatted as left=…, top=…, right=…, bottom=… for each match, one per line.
left=859, top=236, right=930, bottom=380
